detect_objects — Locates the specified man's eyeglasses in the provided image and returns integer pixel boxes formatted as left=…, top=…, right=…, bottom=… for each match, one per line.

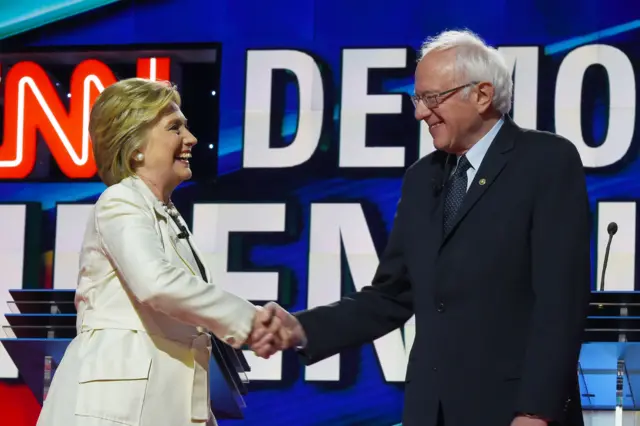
left=411, top=82, right=478, bottom=109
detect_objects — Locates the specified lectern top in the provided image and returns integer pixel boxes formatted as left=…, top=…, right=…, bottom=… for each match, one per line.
left=590, top=291, right=640, bottom=306
left=9, top=289, right=75, bottom=303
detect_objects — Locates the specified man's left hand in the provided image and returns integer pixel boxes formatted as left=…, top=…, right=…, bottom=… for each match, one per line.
left=511, top=416, right=547, bottom=426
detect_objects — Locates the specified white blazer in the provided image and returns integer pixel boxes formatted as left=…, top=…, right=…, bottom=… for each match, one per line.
left=37, top=176, right=257, bottom=426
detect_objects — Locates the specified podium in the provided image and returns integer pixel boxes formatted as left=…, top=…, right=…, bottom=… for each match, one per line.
left=0, top=289, right=251, bottom=419
left=580, top=291, right=640, bottom=422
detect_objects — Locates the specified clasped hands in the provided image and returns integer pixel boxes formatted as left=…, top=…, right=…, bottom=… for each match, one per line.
left=247, top=302, right=306, bottom=359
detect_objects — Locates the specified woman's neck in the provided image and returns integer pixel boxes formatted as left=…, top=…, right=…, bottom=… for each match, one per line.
left=137, top=174, right=173, bottom=204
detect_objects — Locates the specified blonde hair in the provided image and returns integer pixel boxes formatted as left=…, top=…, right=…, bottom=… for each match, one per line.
left=89, top=78, right=181, bottom=186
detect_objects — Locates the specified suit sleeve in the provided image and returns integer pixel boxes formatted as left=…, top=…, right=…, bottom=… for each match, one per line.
left=295, top=172, right=415, bottom=364
left=515, top=140, right=591, bottom=420
left=94, top=185, right=258, bottom=348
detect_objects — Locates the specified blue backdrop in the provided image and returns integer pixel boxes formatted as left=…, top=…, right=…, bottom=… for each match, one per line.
left=0, top=0, right=639, bottom=424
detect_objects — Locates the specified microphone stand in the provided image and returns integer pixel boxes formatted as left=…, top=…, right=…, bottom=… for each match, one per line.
left=599, top=222, right=618, bottom=292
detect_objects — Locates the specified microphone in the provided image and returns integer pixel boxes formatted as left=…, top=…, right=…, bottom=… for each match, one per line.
left=599, top=222, right=618, bottom=292
left=169, top=214, right=189, bottom=239
left=176, top=220, right=189, bottom=239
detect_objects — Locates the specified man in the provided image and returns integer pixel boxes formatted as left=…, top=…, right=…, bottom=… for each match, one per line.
left=251, top=30, right=591, bottom=426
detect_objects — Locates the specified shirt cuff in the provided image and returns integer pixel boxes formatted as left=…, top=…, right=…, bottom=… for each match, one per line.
left=295, top=335, right=308, bottom=350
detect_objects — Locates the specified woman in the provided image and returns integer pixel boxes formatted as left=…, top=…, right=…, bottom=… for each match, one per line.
left=37, top=78, right=278, bottom=426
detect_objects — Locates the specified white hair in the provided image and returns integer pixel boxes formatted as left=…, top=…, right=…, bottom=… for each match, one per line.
left=418, top=29, right=513, bottom=114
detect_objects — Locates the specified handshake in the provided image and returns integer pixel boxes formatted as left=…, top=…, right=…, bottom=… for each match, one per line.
left=247, top=302, right=307, bottom=359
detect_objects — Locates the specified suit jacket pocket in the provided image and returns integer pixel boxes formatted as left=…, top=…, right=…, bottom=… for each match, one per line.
left=75, top=354, right=152, bottom=425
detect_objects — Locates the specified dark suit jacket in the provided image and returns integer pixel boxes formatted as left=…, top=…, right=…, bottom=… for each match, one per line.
left=295, top=117, right=591, bottom=426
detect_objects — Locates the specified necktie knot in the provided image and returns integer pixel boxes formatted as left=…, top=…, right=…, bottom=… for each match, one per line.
left=455, top=155, right=471, bottom=176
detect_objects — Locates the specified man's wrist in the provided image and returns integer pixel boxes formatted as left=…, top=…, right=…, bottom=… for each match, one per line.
left=295, top=338, right=307, bottom=350
left=294, top=329, right=307, bottom=349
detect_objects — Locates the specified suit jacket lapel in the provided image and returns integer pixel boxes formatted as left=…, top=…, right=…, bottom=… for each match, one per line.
left=175, top=215, right=212, bottom=283
left=440, top=117, right=519, bottom=247
left=189, top=244, right=211, bottom=283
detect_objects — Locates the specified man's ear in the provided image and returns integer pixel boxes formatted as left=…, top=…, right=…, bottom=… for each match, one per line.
left=474, top=82, right=495, bottom=114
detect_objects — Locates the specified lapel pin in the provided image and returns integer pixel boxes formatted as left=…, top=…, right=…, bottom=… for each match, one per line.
left=479, top=178, right=486, bottom=186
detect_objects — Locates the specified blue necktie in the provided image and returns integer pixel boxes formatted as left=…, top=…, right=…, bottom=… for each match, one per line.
left=443, top=155, right=471, bottom=235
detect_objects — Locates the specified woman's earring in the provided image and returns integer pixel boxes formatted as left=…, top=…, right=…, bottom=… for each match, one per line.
left=135, top=152, right=144, bottom=162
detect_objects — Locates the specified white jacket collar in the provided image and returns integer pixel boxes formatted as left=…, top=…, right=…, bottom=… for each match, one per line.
left=120, top=176, right=169, bottom=220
